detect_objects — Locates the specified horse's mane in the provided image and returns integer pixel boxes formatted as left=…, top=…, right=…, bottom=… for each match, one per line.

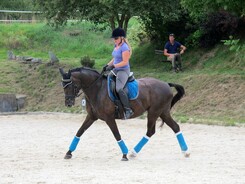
left=70, top=67, right=100, bottom=75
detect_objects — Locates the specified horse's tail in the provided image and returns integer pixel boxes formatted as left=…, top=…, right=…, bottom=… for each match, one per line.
left=168, top=83, right=185, bottom=108
left=159, top=83, right=185, bottom=129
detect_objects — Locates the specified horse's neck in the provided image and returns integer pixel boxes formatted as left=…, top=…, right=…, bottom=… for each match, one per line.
left=79, top=72, right=102, bottom=96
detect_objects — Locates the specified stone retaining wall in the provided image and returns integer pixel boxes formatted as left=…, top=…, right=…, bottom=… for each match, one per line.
left=0, top=94, right=26, bottom=112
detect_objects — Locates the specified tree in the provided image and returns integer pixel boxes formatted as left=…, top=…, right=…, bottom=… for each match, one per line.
left=181, top=0, right=245, bottom=21
left=35, top=0, right=142, bottom=31
left=34, top=0, right=182, bottom=33
left=140, top=0, right=190, bottom=46
left=0, top=0, right=36, bottom=20
left=180, top=0, right=245, bottom=47
left=0, top=0, right=34, bottom=10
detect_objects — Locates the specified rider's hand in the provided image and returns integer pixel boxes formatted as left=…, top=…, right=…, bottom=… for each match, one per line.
left=106, top=65, right=115, bottom=71
left=180, top=50, right=184, bottom=54
left=102, top=64, right=108, bottom=71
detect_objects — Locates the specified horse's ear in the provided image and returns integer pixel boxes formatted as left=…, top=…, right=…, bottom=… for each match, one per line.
left=68, top=69, right=71, bottom=76
left=59, top=68, right=65, bottom=76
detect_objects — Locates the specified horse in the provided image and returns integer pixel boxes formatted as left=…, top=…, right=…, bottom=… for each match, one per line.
left=59, top=67, right=190, bottom=161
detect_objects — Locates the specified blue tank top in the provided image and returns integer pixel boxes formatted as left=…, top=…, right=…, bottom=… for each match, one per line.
left=112, top=42, right=130, bottom=70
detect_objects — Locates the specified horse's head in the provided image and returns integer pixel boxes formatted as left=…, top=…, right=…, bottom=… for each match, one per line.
left=59, top=68, right=81, bottom=107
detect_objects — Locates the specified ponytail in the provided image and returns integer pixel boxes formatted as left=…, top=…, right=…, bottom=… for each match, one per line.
left=123, top=38, right=132, bottom=56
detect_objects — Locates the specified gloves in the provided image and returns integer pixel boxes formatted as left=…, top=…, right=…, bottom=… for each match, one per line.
left=102, top=64, right=108, bottom=72
left=105, top=65, right=115, bottom=71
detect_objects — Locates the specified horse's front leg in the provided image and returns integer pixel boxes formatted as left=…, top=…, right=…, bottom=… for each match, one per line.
left=106, top=119, right=129, bottom=161
left=64, top=114, right=97, bottom=159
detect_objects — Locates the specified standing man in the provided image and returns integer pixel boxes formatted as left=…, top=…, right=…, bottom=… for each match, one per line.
left=164, top=33, right=186, bottom=72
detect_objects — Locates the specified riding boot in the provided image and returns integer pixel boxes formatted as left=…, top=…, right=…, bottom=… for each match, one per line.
left=118, top=89, right=134, bottom=119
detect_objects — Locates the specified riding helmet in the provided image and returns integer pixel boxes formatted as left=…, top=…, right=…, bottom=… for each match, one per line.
left=111, top=27, right=126, bottom=38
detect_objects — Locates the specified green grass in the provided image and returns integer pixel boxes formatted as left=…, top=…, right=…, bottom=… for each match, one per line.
left=0, top=22, right=112, bottom=65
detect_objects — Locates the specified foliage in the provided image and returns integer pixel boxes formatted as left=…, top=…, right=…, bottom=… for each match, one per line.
left=0, top=0, right=35, bottom=10
left=34, top=0, right=187, bottom=37
left=0, top=0, right=37, bottom=20
left=198, top=11, right=239, bottom=47
left=185, top=29, right=204, bottom=47
left=181, top=0, right=245, bottom=21
left=80, top=56, right=95, bottom=68
left=221, top=36, right=245, bottom=63
left=34, top=0, right=146, bottom=31
left=180, top=0, right=245, bottom=48
left=139, top=1, right=194, bottom=48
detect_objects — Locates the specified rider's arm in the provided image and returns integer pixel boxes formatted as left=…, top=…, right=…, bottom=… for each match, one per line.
left=107, top=58, right=114, bottom=66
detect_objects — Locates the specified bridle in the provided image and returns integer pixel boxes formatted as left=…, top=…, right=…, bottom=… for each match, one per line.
left=62, top=78, right=82, bottom=99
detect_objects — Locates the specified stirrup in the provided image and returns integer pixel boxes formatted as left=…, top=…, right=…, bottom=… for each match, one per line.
left=124, top=108, right=134, bottom=119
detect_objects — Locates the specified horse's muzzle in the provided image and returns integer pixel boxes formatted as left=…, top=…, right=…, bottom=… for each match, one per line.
left=65, top=97, right=75, bottom=107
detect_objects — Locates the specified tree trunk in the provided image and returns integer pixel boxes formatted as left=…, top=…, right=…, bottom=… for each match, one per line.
left=119, top=14, right=125, bottom=28
left=110, top=13, right=131, bottom=33
left=123, top=14, right=131, bottom=34
left=109, top=16, right=115, bottom=30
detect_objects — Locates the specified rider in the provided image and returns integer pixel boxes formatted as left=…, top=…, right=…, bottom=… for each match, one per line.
left=103, top=27, right=134, bottom=119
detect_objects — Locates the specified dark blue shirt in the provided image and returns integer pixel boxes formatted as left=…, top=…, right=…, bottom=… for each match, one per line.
left=164, top=41, right=181, bottom=54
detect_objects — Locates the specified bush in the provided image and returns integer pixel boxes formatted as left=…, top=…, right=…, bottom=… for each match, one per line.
left=199, top=11, right=239, bottom=47
left=80, top=56, right=95, bottom=68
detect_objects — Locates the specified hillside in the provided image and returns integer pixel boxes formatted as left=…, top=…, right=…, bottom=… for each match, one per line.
left=0, top=23, right=244, bottom=126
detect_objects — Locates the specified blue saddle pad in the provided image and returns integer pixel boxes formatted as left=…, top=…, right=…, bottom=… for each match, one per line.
left=107, top=76, right=139, bottom=101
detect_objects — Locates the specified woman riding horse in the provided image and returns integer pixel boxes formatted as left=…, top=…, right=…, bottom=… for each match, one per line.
left=60, top=66, right=190, bottom=161
left=103, top=27, right=134, bottom=119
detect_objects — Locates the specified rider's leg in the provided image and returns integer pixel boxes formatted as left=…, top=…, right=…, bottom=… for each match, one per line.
left=116, top=70, right=134, bottom=119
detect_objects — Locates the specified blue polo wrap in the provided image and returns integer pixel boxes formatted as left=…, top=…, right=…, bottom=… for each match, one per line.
left=69, top=136, right=80, bottom=152
left=176, top=132, right=188, bottom=151
left=117, top=140, right=128, bottom=154
left=134, top=136, right=150, bottom=153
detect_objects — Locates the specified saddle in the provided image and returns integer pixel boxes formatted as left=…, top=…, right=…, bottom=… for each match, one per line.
left=107, top=72, right=139, bottom=119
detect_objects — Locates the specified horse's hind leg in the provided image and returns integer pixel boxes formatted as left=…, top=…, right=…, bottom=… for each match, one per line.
left=160, top=112, right=190, bottom=157
left=64, top=114, right=97, bottom=159
left=130, top=113, right=158, bottom=157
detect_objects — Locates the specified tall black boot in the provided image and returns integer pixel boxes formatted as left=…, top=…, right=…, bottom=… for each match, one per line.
left=118, top=89, right=134, bottom=119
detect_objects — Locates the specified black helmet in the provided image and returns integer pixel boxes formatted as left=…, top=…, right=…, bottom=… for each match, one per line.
left=111, top=27, right=126, bottom=38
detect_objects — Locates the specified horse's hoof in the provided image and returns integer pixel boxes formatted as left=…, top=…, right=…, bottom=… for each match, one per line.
left=121, top=157, right=129, bottom=161
left=182, top=150, right=190, bottom=158
left=64, top=153, right=72, bottom=159
left=129, top=151, right=137, bottom=158
left=121, top=154, right=129, bottom=161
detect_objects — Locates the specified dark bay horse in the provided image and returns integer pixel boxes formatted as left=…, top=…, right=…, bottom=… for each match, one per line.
left=59, top=67, right=190, bottom=161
